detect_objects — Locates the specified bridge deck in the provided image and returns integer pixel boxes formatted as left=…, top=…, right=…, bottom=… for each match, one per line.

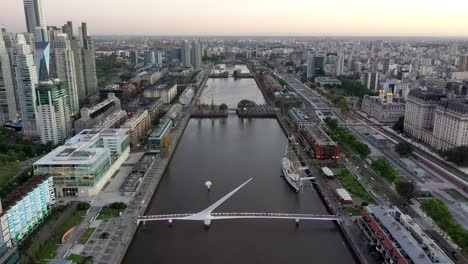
left=138, top=212, right=339, bottom=221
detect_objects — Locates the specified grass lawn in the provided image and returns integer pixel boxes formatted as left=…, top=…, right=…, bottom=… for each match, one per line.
left=336, top=168, right=376, bottom=204
left=344, top=207, right=362, bottom=216
left=68, top=254, right=93, bottom=264
left=37, top=210, right=87, bottom=263
left=97, top=207, right=121, bottom=220
left=0, top=161, right=20, bottom=186
left=78, top=228, right=95, bottom=244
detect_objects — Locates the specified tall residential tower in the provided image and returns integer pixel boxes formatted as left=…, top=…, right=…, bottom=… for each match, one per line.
left=36, top=79, right=73, bottom=144
left=11, top=34, right=38, bottom=136
left=23, top=0, right=48, bottom=41
left=0, top=30, right=17, bottom=123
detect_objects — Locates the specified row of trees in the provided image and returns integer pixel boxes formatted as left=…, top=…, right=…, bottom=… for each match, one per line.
left=323, top=92, right=348, bottom=114
left=0, top=128, right=55, bottom=162
left=372, top=159, right=417, bottom=200
left=395, top=142, right=413, bottom=156
left=421, top=199, right=468, bottom=251
left=371, top=158, right=398, bottom=182
left=338, top=77, right=374, bottom=98
left=443, top=146, right=468, bottom=166
left=324, top=117, right=371, bottom=158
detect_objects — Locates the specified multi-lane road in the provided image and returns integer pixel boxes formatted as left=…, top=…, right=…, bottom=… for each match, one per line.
left=278, top=73, right=332, bottom=109
left=278, top=71, right=468, bottom=263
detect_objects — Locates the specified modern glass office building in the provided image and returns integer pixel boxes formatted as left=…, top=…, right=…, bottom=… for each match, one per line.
left=33, top=129, right=130, bottom=197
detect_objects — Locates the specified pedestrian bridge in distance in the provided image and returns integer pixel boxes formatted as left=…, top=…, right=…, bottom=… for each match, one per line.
left=137, top=178, right=340, bottom=227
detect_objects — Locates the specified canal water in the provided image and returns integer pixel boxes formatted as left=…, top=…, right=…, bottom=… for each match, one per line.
left=200, top=64, right=264, bottom=108
left=124, top=65, right=356, bottom=264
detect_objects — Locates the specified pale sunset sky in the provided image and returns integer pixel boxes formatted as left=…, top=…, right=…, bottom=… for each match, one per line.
left=2, top=0, right=468, bottom=36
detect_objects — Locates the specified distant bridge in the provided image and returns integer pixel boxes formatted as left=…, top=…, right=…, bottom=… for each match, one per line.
left=137, top=178, right=340, bottom=227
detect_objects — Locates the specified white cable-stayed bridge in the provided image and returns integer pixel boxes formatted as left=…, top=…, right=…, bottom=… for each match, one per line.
left=137, top=178, right=340, bottom=227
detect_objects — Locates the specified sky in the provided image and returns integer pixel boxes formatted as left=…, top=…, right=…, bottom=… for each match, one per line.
left=2, top=0, right=468, bottom=36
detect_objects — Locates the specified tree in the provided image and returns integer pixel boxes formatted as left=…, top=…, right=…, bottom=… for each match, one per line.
left=336, top=97, right=348, bottom=114
left=278, top=79, right=288, bottom=87
left=219, top=103, right=228, bottom=112
left=421, top=199, right=468, bottom=251
left=120, top=72, right=133, bottom=82
left=108, top=202, right=127, bottom=210
left=353, top=141, right=371, bottom=158
left=372, top=158, right=398, bottom=182
left=392, top=116, right=404, bottom=132
left=443, top=146, right=468, bottom=166
left=395, top=142, right=413, bottom=156
left=324, top=117, right=339, bottom=131
left=77, top=202, right=91, bottom=211
left=395, top=179, right=415, bottom=200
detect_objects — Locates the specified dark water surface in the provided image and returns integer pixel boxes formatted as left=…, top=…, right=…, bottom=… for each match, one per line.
left=124, top=69, right=356, bottom=264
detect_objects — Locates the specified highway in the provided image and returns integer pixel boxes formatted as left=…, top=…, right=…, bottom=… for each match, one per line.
left=278, top=73, right=332, bottom=109
left=279, top=72, right=467, bottom=263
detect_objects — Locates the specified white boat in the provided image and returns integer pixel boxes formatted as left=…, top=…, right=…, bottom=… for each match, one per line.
left=281, top=157, right=302, bottom=192
left=281, top=136, right=315, bottom=192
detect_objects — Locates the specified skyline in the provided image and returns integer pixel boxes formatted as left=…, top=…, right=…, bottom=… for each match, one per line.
left=1, top=0, right=468, bottom=37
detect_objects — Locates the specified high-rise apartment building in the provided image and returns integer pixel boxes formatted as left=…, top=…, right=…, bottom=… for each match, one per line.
left=144, top=50, right=156, bottom=66
left=71, top=39, right=86, bottom=103
left=35, top=79, right=73, bottom=144
left=182, top=40, right=191, bottom=67
left=130, top=50, right=138, bottom=68
left=34, top=41, right=50, bottom=81
left=53, top=33, right=80, bottom=115
left=11, top=34, right=38, bottom=136
left=23, top=0, right=46, bottom=36
left=307, top=53, right=325, bottom=79
left=61, top=21, right=74, bottom=40
left=459, top=55, right=468, bottom=72
left=156, top=50, right=163, bottom=67
left=191, top=41, right=202, bottom=69
left=79, top=23, right=98, bottom=97
left=335, top=53, right=344, bottom=76
left=363, top=71, right=380, bottom=91
left=0, top=30, right=17, bottom=123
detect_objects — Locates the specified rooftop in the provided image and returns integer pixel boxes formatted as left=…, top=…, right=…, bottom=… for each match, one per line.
left=34, top=129, right=128, bottom=166
left=146, top=82, right=176, bottom=91
left=0, top=175, right=50, bottom=213
left=302, top=125, right=336, bottom=146
left=408, top=89, right=446, bottom=102
left=437, top=99, right=468, bottom=115
left=366, top=206, right=452, bottom=264
left=149, top=118, right=172, bottom=138
left=121, top=110, right=148, bottom=128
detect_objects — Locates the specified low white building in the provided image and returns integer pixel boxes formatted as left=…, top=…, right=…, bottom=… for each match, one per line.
left=33, top=129, right=130, bottom=197
left=179, top=87, right=194, bottom=105
left=144, top=83, right=177, bottom=104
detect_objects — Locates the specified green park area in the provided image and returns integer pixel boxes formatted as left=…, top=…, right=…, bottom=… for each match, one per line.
left=68, top=254, right=93, bottom=264
left=371, top=158, right=398, bottom=183
left=97, top=202, right=127, bottom=220
left=324, top=117, right=371, bottom=158
left=421, top=199, right=468, bottom=251
left=78, top=228, right=96, bottom=244
left=0, top=161, right=20, bottom=186
left=36, top=209, right=87, bottom=263
left=96, top=55, right=130, bottom=87
left=336, top=168, right=376, bottom=204
left=344, top=207, right=363, bottom=217
left=0, top=127, right=55, bottom=198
